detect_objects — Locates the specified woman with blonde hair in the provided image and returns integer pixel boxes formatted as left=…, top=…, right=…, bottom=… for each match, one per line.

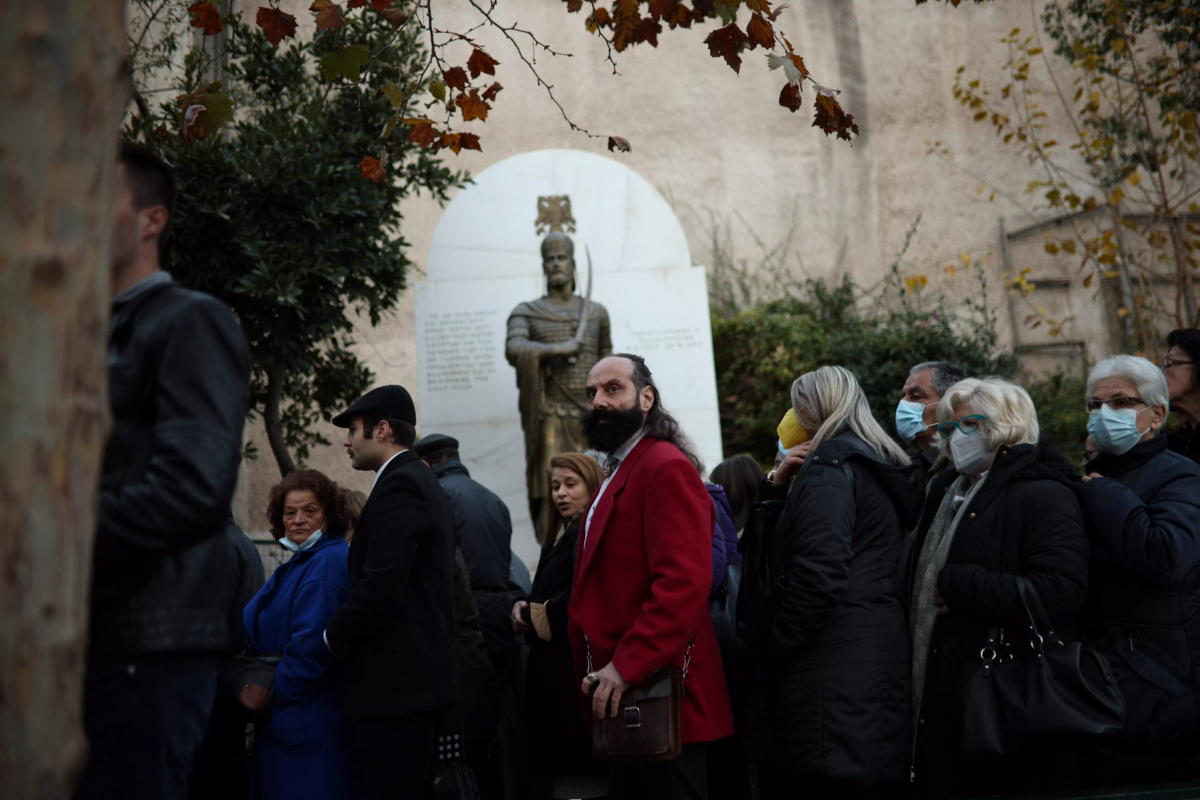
left=759, top=366, right=920, bottom=797
left=908, top=377, right=1089, bottom=797
left=512, top=452, right=606, bottom=799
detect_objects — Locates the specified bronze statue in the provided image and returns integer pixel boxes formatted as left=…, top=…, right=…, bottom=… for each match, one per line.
left=506, top=231, right=611, bottom=533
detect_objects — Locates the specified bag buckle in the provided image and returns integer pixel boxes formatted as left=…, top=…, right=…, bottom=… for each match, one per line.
left=623, top=705, right=641, bottom=728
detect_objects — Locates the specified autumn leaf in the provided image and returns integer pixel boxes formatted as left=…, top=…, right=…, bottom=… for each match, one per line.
left=767, top=53, right=805, bottom=84
left=358, top=155, right=386, bottom=182
left=746, top=13, right=775, bottom=50
left=256, top=7, right=297, bottom=46
left=607, top=135, right=632, bottom=153
left=176, top=83, right=233, bottom=139
left=813, top=92, right=859, bottom=141
left=440, top=132, right=483, bottom=154
left=188, top=1, right=223, bottom=35
left=443, top=67, right=469, bottom=92
left=370, top=0, right=392, bottom=9
left=311, top=0, right=344, bottom=31
left=347, top=0, right=365, bottom=7
left=566, top=0, right=584, bottom=11
left=318, top=44, right=371, bottom=82
left=380, top=82, right=405, bottom=107
left=467, top=48, right=499, bottom=78
left=745, top=0, right=773, bottom=12
left=429, top=81, right=446, bottom=102
left=481, top=82, right=503, bottom=102
left=404, top=118, right=439, bottom=148
left=378, top=4, right=409, bottom=28
left=779, top=82, right=801, bottom=112
left=649, top=0, right=678, bottom=20
left=705, top=23, right=750, bottom=73
left=456, top=90, right=489, bottom=122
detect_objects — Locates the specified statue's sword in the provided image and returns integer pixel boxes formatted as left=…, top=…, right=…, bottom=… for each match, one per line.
left=571, top=245, right=594, bottom=344
left=564, top=246, right=593, bottom=367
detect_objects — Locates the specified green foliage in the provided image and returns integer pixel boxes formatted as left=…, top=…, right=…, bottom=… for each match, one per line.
left=1024, top=368, right=1090, bottom=466
left=127, top=15, right=467, bottom=472
left=712, top=268, right=1017, bottom=460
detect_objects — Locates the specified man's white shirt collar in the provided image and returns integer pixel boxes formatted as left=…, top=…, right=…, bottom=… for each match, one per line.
left=583, top=427, right=647, bottom=547
left=372, top=450, right=405, bottom=490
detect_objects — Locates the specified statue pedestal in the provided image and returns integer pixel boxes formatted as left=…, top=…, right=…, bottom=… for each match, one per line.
left=415, top=149, right=723, bottom=569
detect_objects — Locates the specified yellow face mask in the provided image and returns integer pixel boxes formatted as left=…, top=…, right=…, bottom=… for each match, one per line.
left=776, top=408, right=809, bottom=450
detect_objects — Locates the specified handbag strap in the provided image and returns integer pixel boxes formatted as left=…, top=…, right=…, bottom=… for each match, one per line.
left=585, top=634, right=696, bottom=681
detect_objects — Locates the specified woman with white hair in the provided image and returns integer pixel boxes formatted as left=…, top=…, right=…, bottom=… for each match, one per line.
left=1079, top=354, right=1200, bottom=783
left=908, top=377, right=1088, bottom=797
left=759, top=366, right=920, bottom=797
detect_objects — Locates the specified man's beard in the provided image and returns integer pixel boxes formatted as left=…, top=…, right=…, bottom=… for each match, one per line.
left=582, top=404, right=645, bottom=453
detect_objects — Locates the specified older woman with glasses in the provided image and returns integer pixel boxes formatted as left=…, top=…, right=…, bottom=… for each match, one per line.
left=908, top=377, right=1089, bottom=798
left=1079, top=355, right=1200, bottom=784
left=1162, top=329, right=1200, bottom=464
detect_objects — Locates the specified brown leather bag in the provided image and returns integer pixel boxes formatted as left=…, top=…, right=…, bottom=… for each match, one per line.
left=591, top=666, right=684, bottom=761
left=587, top=635, right=692, bottom=762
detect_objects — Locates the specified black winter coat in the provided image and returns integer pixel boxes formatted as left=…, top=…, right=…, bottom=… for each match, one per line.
left=910, top=443, right=1089, bottom=796
left=764, top=432, right=921, bottom=792
left=1168, top=421, right=1200, bottom=467
left=433, top=459, right=522, bottom=654
left=1081, top=435, right=1200, bottom=755
left=326, top=450, right=459, bottom=721
left=92, top=277, right=251, bottom=660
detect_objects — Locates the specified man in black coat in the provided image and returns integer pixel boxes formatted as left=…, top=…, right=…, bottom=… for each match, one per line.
left=326, top=386, right=459, bottom=799
left=416, top=433, right=524, bottom=799
left=78, top=142, right=252, bottom=800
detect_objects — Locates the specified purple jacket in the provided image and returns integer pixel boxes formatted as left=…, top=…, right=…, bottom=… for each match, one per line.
left=706, top=483, right=741, bottom=594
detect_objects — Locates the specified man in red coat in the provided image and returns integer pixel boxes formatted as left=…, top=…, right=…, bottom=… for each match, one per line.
left=570, top=353, right=734, bottom=798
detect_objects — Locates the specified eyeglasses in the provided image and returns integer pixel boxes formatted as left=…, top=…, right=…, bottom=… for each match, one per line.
left=935, top=414, right=988, bottom=437
left=1161, top=357, right=1195, bottom=370
left=1085, top=396, right=1145, bottom=412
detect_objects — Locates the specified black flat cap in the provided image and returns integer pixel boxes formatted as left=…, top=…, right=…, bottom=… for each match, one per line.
left=415, top=433, right=459, bottom=458
left=331, top=385, right=416, bottom=428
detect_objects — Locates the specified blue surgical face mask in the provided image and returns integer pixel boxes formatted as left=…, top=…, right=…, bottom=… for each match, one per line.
left=1087, top=406, right=1150, bottom=455
left=895, top=399, right=936, bottom=442
left=279, top=529, right=324, bottom=553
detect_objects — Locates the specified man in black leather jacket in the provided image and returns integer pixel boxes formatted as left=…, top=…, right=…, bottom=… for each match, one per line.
left=76, top=142, right=251, bottom=800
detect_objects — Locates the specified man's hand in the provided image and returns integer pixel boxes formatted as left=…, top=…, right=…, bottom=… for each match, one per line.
left=772, top=441, right=813, bottom=485
left=581, top=662, right=630, bottom=720
left=1081, top=472, right=1103, bottom=483
left=511, top=600, right=530, bottom=633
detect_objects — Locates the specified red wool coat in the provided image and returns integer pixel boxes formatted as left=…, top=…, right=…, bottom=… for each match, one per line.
left=568, top=436, right=734, bottom=744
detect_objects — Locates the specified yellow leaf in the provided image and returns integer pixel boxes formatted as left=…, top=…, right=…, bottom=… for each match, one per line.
left=944, top=265, right=958, bottom=277
left=1103, top=269, right=1120, bottom=278
left=1116, top=307, right=1130, bottom=318
left=960, top=253, right=972, bottom=266
left=1112, top=37, right=1127, bottom=53
left=1061, top=239, right=1076, bottom=254
left=1109, top=186, right=1125, bottom=205
left=1126, top=172, right=1141, bottom=186
left=1083, top=273, right=1094, bottom=287
left=1045, top=242, right=1060, bottom=254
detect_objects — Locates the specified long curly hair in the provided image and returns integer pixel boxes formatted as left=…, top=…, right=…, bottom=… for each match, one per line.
left=266, top=469, right=350, bottom=541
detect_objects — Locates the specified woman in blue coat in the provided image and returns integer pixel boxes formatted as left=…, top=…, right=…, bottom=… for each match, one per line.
left=243, top=470, right=357, bottom=800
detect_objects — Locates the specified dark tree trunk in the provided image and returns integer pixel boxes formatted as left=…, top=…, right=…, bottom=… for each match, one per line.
left=264, top=366, right=297, bottom=477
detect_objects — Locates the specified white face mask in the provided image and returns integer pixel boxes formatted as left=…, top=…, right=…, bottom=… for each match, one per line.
left=279, top=529, right=324, bottom=553
left=949, top=429, right=994, bottom=476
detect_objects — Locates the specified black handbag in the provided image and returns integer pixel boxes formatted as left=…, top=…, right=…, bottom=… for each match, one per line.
left=959, top=577, right=1125, bottom=755
left=710, top=563, right=743, bottom=655
left=735, top=498, right=786, bottom=649
left=224, top=654, right=280, bottom=714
